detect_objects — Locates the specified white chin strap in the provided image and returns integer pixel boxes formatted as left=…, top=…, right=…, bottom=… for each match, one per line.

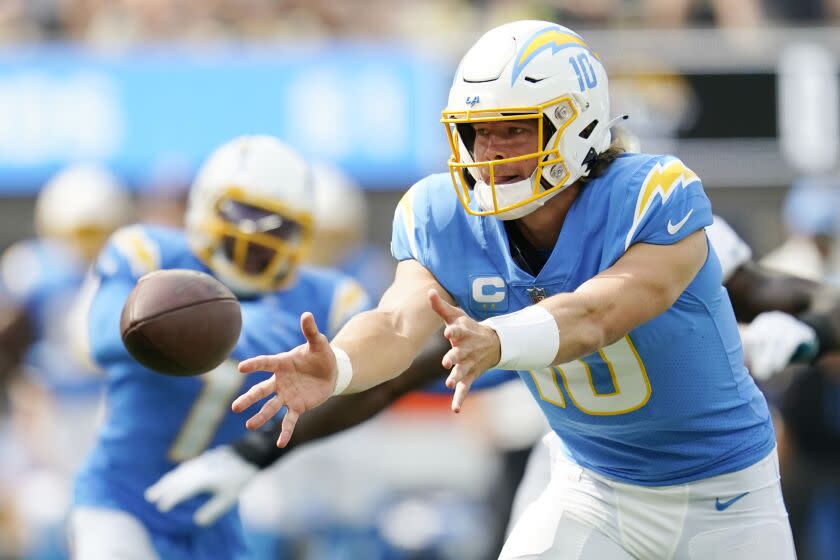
left=474, top=177, right=562, bottom=221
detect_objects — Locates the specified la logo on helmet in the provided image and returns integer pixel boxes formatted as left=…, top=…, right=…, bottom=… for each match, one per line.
left=465, top=96, right=480, bottom=107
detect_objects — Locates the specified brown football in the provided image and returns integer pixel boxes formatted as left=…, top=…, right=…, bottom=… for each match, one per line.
left=120, top=269, right=242, bottom=376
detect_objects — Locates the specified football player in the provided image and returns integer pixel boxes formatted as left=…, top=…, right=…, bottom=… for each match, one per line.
left=307, top=162, right=393, bottom=301
left=68, top=136, right=373, bottom=560
left=0, top=164, right=133, bottom=557
left=507, top=212, right=840, bottom=533
left=235, top=21, right=800, bottom=559
left=146, top=147, right=840, bottom=549
left=0, top=164, right=134, bottom=392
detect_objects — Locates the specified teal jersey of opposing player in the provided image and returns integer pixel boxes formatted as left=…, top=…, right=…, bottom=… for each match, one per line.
left=391, top=154, right=775, bottom=486
left=74, top=225, right=369, bottom=545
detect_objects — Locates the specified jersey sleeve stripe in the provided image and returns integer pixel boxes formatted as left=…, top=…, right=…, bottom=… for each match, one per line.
left=111, top=226, right=161, bottom=277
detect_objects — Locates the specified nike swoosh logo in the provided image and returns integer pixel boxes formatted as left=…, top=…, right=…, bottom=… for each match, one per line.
left=715, top=491, right=750, bottom=511
left=667, top=209, right=694, bottom=235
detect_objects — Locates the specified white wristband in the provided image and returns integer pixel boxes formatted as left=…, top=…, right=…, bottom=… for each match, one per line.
left=331, top=346, right=354, bottom=396
left=481, top=306, right=560, bottom=371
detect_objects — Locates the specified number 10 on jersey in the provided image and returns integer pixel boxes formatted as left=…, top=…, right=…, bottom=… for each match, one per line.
left=530, top=336, right=651, bottom=416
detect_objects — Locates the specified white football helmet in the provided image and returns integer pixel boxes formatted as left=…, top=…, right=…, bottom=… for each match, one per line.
left=185, top=136, right=314, bottom=295
left=443, top=20, right=612, bottom=220
left=308, top=162, right=367, bottom=267
left=35, top=164, right=134, bottom=261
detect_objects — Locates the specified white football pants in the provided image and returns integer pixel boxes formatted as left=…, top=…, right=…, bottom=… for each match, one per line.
left=69, top=507, right=160, bottom=560
left=501, top=433, right=796, bottom=560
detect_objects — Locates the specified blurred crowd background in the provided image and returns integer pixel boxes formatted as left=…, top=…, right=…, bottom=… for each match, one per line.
left=1, top=0, right=840, bottom=559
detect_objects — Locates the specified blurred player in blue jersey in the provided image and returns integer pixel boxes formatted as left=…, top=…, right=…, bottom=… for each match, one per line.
left=69, top=135, right=370, bottom=560
left=0, top=164, right=133, bottom=397
left=235, top=21, right=798, bottom=559
left=0, top=164, right=133, bottom=559
left=309, top=162, right=395, bottom=301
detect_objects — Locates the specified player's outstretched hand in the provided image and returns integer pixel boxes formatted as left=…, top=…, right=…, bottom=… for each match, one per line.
left=234, top=312, right=337, bottom=447
left=428, top=289, right=500, bottom=413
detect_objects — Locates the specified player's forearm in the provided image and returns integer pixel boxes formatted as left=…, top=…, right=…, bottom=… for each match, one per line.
left=234, top=336, right=450, bottom=467
left=535, top=235, right=706, bottom=366
left=727, top=261, right=840, bottom=355
left=726, top=262, right=815, bottom=321
left=331, top=309, right=429, bottom=393
left=539, top=291, right=622, bottom=364
left=233, top=388, right=401, bottom=468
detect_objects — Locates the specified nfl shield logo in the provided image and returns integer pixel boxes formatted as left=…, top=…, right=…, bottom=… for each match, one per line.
left=527, top=287, right=548, bottom=304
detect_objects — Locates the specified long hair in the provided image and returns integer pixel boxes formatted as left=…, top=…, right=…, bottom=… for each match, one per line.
left=582, top=126, right=639, bottom=182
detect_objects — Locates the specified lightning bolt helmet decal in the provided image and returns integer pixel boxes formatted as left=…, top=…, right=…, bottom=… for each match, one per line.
left=511, top=25, right=601, bottom=85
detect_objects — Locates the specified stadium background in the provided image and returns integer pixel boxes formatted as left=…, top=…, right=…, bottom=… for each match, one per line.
left=1, top=1, right=839, bottom=559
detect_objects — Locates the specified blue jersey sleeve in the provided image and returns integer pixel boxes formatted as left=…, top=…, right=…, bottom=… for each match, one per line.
left=94, top=225, right=164, bottom=282
left=619, top=156, right=713, bottom=252
left=391, top=180, right=429, bottom=264
left=85, top=225, right=189, bottom=367
left=85, top=267, right=135, bottom=367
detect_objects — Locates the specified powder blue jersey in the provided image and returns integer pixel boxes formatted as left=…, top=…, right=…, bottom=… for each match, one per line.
left=391, top=154, right=775, bottom=486
left=0, top=239, right=100, bottom=391
left=73, top=224, right=369, bottom=558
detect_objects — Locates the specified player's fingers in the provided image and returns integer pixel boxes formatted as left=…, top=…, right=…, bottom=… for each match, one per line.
left=428, top=289, right=462, bottom=324
left=443, top=324, right=464, bottom=342
left=144, top=476, right=172, bottom=506
left=300, top=312, right=327, bottom=350
left=442, top=347, right=462, bottom=370
left=194, top=495, right=236, bottom=527
left=445, top=362, right=468, bottom=389
left=245, top=395, right=283, bottom=431
left=146, top=476, right=197, bottom=513
left=231, top=378, right=275, bottom=413
left=238, top=355, right=280, bottom=374
left=276, top=409, right=300, bottom=448
left=451, top=380, right=472, bottom=413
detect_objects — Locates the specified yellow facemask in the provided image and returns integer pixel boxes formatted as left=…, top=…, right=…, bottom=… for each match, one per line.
left=198, top=186, right=314, bottom=292
left=442, top=95, right=580, bottom=216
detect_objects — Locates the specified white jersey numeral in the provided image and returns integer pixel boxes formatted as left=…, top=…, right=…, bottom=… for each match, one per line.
left=168, top=360, right=243, bottom=462
left=530, top=336, right=651, bottom=416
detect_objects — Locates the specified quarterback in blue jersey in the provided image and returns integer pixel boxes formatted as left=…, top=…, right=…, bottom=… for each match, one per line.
left=235, top=21, right=797, bottom=560
left=69, top=136, right=369, bottom=560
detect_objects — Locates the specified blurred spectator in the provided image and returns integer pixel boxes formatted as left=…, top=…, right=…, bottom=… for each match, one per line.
left=766, top=0, right=840, bottom=23
left=641, top=0, right=764, bottom=27
left=761, top=176, right=840, bottom=282
left=7, top=0, right=840, bottom=47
